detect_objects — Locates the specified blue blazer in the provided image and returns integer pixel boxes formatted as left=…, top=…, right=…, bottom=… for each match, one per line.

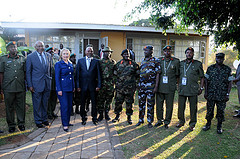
left=76, top=57, right=101, bottom=91
left=55, top=60, right=74, bottom=92
left=26, top=51, right=52, bottom=92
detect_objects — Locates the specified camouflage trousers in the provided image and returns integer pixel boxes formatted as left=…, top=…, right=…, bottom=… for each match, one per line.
left=138, top=89, right=155, bottom=123
left=206, top=100, right=226, bottom=122
left=97, top=87, right=114, bottom=112
left=114, top=90, right=134, bottom=115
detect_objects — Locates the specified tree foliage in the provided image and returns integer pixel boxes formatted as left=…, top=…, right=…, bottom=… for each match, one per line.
left=129, top=19, right=154, bottom=27
left=1, top=28, right=21, bottom=43
left=125, top=0, right=240, bottom=57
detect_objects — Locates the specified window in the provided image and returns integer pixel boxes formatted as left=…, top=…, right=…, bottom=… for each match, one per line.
left=29, top=34, right=75, bottom=53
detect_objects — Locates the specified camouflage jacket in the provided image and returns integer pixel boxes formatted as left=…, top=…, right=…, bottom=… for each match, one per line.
left=99, top=58, right=116, bottom=90
left=114, top=59, right=140, bottom=94
left=139, top=57, right=161, bottom=90
left=205, top=64, right=233, bottom=101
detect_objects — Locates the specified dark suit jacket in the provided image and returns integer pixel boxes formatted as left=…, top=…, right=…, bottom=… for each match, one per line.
left=236, top=63, right=240, bottom=86
left=76, top=57, right=101, bottom=91
left=26, top=51, right=52, bottom=92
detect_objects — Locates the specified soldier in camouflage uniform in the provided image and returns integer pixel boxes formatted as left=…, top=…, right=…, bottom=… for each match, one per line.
left=70, top=53, right=81, bottom=114
left=97, top=46, right=116, bottom=121
left=136, top=45, right=161, bottom=128
left=0, top=41, right=26, bottom=133
left=47, top=47, right=60, bottom=119
left=203, top=53, right=233, bottom=134
left=112, top=49, right=140, bottom=124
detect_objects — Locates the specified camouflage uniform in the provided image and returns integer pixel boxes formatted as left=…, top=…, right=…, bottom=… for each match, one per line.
left=205, top=64, right=233, bottom=122
left=97, top=58, right=116, bottom=111
left=138, top=57, right=161, bottom=123
left=72, top=63, right=81, bottom=109
left=114, top=59, right=139, bottom=115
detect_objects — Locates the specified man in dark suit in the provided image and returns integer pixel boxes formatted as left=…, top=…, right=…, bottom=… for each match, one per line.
left=233, top=62, right=240, bottom=117
left=26, top=41, right=52, bottom=128
left=76, top=46, right=101, bottom=125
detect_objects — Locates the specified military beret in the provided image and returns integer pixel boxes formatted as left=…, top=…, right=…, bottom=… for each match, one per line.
left=6, top=41, right=17, bottom=48
left=121, top=49, right=129, bottom=55
left=45, top=47, right=53, bottom=52
left=102, top=46, right=113, bottom=52
left=216, top=53, right=225, bottom=58
left=163, top=45, right=172, bottom=50
left=143, top=45, right=153, bottom=51
left=70, top=53, right=76, bottom=57
left=185, top=47, right=194, bottom=53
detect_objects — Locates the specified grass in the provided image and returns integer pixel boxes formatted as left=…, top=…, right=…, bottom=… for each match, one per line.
left=113, top=87, right=240, bottom=159
left=0, top=91, right=36, bottom=146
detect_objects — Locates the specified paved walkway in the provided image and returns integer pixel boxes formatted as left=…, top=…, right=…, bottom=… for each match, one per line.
left=0, top=105, right=124, bottom=159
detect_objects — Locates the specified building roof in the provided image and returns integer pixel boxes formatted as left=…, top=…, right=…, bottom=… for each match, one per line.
left=0, top=21, right=208, bottom=36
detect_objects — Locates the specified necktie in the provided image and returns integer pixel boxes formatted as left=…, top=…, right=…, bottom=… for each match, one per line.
left=87, top=58, right=91, bottom=70
left=40, top=53, right=45, bottom=65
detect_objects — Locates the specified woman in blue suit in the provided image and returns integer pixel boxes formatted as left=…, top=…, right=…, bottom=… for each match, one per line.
left=55, top=48, right=75, bottom=132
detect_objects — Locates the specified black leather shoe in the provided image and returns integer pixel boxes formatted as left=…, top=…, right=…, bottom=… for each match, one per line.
left=63, top=128, right=69, bottom=132
left=36, top=124, right=44, bottom=128
left=233, top=113, right=240, bottom=118
left=43, top=121, right=49, bottom=126
left=112, top=114, right=120, bottom=123
left=82, top=120, right=86, bottom=125
left=148, top=123, right=153, bottom=128
left=154, top=122, right=163, bottom=127
left=202, top=125, right=211, bottom=131
left=217, top=128, right=223, bottom=134
left=136, top=121, right=144, bottom=126
left=189, top=126, right=195, bottom=131
left=9, top=127, right=15, bottom=133
left=164, top=124, right=169, bottom=129
left=93, top=120, right=98, bottom=125
left=18, top=125, right=25, bottom=131
left=176, top=123, right=184, bottom=128
left=48, top=115, right=53, bottom=120
left=52, top=114, right=58, bottom=118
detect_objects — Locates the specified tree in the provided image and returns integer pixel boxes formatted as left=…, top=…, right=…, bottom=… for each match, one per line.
left=125, top=0, right=240, bottom=58
left=1, top=28, right=22, bottom=43
left=129, top=19, right=154, bottom=27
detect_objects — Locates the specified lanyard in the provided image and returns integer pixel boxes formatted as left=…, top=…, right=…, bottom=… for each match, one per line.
left=163, top=59, right=172, bottom=75
left=184, top=61, right=192, bottom=76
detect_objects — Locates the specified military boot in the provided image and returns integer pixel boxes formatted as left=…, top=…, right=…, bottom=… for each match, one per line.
left=202, top=120, right=211, bottom=131
left=98, top=111, right=104, bottom=121
left=127, top=115, right=132, bottom=125
left=112, top=114, right=120, bottom=123
left=75, top=105, right=80, bottom=114
left=217, top=119, right=223, bottom=134
left=105, top=110, right=111, bottom=121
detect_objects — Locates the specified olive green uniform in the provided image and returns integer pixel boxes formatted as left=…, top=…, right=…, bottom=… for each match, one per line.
left=0, top=54, right=26, bottom=128
left=47, top=55, right=59, bottom=118
left=178, top=59, right=204, bottom=127
left=156, top=57, right=180, bottom=125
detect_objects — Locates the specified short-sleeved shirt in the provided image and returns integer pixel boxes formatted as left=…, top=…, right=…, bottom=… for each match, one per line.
left=179, top=59, right=204, bottom=96
left=157, top=57, right=180, bottom=93
left=139, top=56, right=161, bottom=90
left=114, top=59, right=140, bottom=94
left=0, top=54, right=26, bottom=92
left=99, top=59, right=116, bottom=89
left=205, top=64, right=233, bottom=101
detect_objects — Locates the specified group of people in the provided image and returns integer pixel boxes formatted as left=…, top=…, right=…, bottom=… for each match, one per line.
left=0, top=40, right=238, bottom=135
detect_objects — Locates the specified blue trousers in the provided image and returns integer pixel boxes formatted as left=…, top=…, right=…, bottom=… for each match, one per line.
left=32, top=90, right=50, bottom=125
left=58, top=91, right=73, bottom=126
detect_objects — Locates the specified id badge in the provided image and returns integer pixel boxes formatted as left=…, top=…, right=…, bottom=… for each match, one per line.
left=163, top=76, right=168, bottom=84
left=182, top=77, right=187, bottom=85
